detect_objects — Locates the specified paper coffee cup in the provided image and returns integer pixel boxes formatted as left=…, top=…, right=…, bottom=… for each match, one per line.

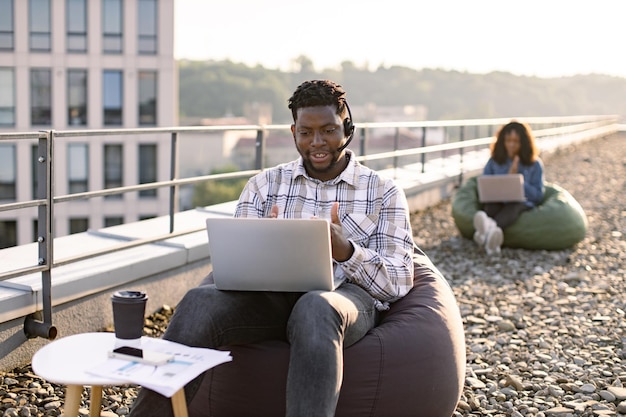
left=111, top=290, right=148, bottom=340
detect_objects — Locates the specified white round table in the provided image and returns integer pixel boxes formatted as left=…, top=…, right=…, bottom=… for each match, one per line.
left=32, top=332, right=188, bottom=417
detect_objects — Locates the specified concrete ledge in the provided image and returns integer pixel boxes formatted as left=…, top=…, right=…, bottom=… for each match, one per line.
left=0, top=258, right=211, bottom=371
left=0, top=203, right=232, bottom=369
left=0, top=205, right=236, bottom=322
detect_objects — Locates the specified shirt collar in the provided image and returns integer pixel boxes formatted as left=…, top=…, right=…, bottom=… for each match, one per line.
left=294, top=149, right=359, bottom=187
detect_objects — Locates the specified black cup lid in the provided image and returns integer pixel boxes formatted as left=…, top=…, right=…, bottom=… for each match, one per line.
left=111, top=290, right=147, bottom=301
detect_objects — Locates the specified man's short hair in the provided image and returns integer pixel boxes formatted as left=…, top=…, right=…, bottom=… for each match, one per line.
left=288, top=80, right=348, bottom=122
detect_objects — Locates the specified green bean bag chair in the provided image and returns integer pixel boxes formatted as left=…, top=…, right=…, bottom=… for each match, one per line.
left=451, top=176, right=587, bottom=250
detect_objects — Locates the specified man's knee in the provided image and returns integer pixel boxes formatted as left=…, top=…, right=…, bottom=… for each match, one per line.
left=291, top=291, right=338, bottom=319
left=287, top=292, right=341, bottom=341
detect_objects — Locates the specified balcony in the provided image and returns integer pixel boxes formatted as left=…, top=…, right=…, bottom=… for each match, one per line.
left=0, top=115, right=621, bottom=370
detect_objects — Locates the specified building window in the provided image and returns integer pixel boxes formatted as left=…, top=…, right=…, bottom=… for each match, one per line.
left=0, top=220, right=17, bottom=249
left=68, top=143, right=89, bottom=194
left=29, top=0, right=51, bottom=51
left=69, top=218, right=89, bottom=234
left=68, top=69, right=87, bottom=125
left=67, top=0, right=87, bottom=52
left=104, top=144, right=123, bottom=199
left=138, top=0, right=157, bottom=54
left=0, top=144, right=16, bottom=200
left=31, top=145, right=39, bottom=199
left=0, top=68, right=15, bottom=126
left=102, top=0, right=123, bottom=53
left=0, top=0, right=14, bottom=51
left=103, top=70, right=123, bottom=125
left=31, top=68, right=52, bottom=126
left=33, top=219, right=39, bottom=243
left=138, top=71, right=157, bottom=125
left=139, top=144, right=157, bottom=197
left=104, top=217, right=124, bottom=227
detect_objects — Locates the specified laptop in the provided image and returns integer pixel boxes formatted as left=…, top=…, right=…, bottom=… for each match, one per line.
left=205, top=217, right=343, bottom=292
left=477, top=174, right=525, bottom=203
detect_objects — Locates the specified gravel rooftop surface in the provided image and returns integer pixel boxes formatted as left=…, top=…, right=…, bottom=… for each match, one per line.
left=1, top=133, right=625, bottom=417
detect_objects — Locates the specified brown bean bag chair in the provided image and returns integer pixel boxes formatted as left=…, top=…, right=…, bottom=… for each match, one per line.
left=189, top=257, right=466, bottom=417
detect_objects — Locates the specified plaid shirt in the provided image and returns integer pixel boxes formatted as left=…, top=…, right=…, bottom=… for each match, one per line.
left=235, top=150, right=415, bottom=309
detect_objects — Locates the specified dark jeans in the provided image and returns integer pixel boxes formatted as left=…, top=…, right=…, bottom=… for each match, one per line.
left=129, top=276, right=379, bottom=417
left=483, top=202, right=530, bottom=229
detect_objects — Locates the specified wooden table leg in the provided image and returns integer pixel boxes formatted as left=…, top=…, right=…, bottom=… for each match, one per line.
left=89, top=385, right=103, bottom=417
left=170, top=389, right=189, bottom=417
left=64, top=385, right=83, bottom=417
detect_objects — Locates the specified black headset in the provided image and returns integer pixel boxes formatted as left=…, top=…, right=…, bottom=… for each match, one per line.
left=338, top=100, right=355, bottom=152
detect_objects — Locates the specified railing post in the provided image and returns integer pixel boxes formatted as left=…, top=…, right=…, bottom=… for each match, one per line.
left=254, top=128, right=266, bottom=170
left=169, top=132, right=179, bottom=233
left=420, top=126, right=427, bottom=173
left=458, top=126, right=465, bottom=185
left=24, top=130, right=57, bottom=340
left=359, top=127, right=367, bottom=165
left=393, top=127, right=399, bottom=175
left=441, top=127, right=448, bottom=162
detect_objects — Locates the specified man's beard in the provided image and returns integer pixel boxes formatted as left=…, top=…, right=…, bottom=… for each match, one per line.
left=302, top=151, right=342, bottom=176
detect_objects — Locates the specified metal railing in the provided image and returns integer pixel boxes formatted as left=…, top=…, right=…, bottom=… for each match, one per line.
left=0, top=114, right=620, bottom=339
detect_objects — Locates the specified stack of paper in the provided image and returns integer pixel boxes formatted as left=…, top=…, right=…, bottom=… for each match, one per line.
left=88, top=338, right=232, bottom=397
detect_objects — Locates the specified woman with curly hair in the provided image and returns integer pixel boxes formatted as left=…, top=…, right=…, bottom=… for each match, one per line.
left=474, top=121, right=545, bottom=254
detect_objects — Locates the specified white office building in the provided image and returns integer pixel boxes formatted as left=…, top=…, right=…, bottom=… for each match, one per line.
left=0, top=0, right=177, bottom=248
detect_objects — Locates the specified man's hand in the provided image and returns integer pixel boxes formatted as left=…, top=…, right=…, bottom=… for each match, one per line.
left=269, top=205, right=279, bottom=218
left=509, top=155, right=519, bottom=174
left=329, top=202, right=354, bottom=262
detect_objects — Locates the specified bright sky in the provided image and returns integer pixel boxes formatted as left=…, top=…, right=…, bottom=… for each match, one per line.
left=174, top=0, right=626, bottom=79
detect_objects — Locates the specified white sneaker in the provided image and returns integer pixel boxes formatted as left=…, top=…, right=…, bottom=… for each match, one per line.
left=473, top=211, right=493, bottom=246
left=473, top=231, right=486, bottom=246
left=485, top=226, right=504, bottom=255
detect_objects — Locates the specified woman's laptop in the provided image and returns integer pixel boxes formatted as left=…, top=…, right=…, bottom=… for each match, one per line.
left=205, top=217, right=343, bottom=292
left=477, top=174, right=525, bottom=203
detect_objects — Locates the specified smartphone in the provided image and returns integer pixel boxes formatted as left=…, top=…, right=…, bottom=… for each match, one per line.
left=109, top=346, right=175, bottom=366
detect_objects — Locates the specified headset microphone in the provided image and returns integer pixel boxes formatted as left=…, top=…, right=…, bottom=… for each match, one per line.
left=337, top=101, right=355, bottom=152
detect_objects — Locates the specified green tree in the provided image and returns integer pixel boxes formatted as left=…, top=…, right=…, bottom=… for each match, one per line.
left=177, top=58, right=626, bottom=123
